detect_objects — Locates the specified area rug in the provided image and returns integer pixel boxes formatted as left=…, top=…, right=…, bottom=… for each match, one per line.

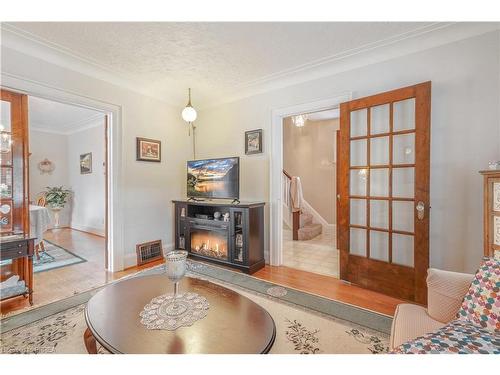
left=0, top=261, right=392, bottom=354
left=33, top=241, right=86, bottom=273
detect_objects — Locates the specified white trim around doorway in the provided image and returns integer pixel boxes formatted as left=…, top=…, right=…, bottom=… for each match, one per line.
left=269, top=92, right=351, bottom=266
left=1, top=72, right=125, bottom=272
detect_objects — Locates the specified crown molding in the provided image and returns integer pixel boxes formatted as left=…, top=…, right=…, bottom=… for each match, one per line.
left=2, top=22, right=499, bottom=110
left=1, top=23, right=181, bottom=107
left=201, top=22, right=500, bottom=109
left=30, top=112, right=104, bottom=135
left=29, top=125, right=67, bottom=135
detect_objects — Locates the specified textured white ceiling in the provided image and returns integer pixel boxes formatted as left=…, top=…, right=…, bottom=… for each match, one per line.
left=28, top=96, right=103, bottom=134
left=8, top=22, right=436, bottom=105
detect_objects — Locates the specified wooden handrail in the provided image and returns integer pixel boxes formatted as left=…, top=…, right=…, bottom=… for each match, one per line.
left=282, top=169, right=300, bottom=240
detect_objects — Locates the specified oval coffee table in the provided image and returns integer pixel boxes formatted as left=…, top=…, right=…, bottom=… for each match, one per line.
left=84, top=274, right=276, bottom=354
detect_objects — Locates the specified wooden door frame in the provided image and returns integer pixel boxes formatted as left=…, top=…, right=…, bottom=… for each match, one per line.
left=1, top=74, right=125, bottom=272
left=269, top=92, right=351, bottom=266
left=338, top=81, right=431, bottom=304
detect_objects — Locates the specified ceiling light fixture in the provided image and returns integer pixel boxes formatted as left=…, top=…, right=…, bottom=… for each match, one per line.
left=292, top=114, right=307, bottom=127
left=181, top=88, right=198, bottom=158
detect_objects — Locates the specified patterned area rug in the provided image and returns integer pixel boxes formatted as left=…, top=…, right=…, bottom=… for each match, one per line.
left=33, top=241, right=86, bottom=273
left=0, top=261, right=391, bottom=354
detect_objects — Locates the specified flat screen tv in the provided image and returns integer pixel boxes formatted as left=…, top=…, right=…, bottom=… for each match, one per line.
left=187, top=157, right=240, bottom=200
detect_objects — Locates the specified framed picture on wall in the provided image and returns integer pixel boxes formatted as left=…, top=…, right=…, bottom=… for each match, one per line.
left=245, top=129, right=263, bottom=155
left=136, top=137, right=161, bottom=162
left=80, top=152, right=92, bottom=174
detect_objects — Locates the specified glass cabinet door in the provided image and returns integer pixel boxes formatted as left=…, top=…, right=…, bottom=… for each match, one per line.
left=230, top=208, right=246, bottom=264
left=0, top=99, right=14, bottom=234
left=0, top=90, right=29, bottom=236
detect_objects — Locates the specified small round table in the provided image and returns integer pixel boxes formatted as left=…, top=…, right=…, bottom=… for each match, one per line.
left=84, top=275, right=276, bottom=354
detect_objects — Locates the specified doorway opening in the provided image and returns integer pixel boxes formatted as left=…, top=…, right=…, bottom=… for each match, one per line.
left=269, top=92, right=350, bottom=269
left=281, top=109, right=339, bottom=277
left=28, top=95, right=109, bottom=304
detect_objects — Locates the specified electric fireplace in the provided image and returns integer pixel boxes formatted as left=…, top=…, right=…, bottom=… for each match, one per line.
left=190, top=227, right=228, bottom=261
left=173, top=200, right=266, bottom=274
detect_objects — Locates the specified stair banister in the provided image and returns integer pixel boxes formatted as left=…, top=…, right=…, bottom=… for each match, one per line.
left=283, top=169, right=300, bottom=241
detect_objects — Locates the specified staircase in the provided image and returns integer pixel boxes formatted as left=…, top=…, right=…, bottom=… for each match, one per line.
left=283, top=170, right=323, bottom=241
left=298, top=212, right=323, bottom=240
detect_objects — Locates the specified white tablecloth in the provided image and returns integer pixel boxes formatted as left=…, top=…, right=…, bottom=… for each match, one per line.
left=30, top=204, right=51, bottom=245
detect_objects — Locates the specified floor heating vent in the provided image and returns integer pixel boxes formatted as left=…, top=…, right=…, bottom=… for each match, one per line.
left=136, top=240, right=164, bottom=266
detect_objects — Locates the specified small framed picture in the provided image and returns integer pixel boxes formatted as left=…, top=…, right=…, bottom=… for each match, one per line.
left=80, top=153, right=92, bottom=174
left=136, top=137, right=161, bottom=162
left=245, top=129, right=263, bottom=155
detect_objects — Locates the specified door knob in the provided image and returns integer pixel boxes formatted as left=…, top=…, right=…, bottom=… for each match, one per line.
left=416, top=201, right=425, bottom=220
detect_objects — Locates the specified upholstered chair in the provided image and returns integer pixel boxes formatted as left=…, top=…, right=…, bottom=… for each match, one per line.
left=389, top=268, right=474, bottom=350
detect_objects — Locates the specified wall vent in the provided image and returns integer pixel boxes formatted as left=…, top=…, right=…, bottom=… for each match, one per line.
left=136, top=240, right=164, bottom=266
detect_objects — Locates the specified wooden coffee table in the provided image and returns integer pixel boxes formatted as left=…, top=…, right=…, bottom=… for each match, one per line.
left=84, top=275, right=276, bottom=354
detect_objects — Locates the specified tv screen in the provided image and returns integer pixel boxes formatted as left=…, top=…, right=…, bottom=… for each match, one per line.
left=187, top=157, right=240, bottom=199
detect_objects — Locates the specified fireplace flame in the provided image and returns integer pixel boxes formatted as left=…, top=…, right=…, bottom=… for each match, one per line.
left=191, top=231, right=228, bottom=260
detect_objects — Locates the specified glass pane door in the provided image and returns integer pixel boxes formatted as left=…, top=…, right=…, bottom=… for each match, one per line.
left=339, top=81, right=430, bottom=304
left=348, top=100, right=416, bottom=266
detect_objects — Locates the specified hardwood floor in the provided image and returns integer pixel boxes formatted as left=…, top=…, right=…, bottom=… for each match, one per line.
left=2, top=228, right=402, bottom=318
left=253, top=265, right=403, bottom=316
left=1, top=228, right=161, bottom=316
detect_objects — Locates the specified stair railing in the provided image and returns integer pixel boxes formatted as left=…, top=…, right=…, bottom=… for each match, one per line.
left=283, top=169, right=300, bottom=240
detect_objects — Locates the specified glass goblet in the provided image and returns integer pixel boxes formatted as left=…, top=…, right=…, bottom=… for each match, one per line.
left=164, top=250, right=188, bottom=316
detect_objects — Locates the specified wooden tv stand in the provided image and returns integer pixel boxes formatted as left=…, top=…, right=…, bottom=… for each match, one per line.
left=172, top=200, right=265, bottom=274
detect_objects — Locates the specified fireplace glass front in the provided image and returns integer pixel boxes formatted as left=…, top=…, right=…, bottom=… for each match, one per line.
left=190, top=228, right=228, bottom=261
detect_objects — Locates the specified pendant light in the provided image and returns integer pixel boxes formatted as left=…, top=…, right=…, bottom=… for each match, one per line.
left=181, top=88, right=198, bottom=158
left=292, top=114, right=307, bottom=127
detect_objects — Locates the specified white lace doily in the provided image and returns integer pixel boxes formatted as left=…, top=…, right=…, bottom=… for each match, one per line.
left=139, top=292, right=209, bottom=331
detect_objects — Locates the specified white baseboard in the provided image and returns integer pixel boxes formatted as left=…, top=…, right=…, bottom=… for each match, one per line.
left=70, top=224, right=105, bottom=237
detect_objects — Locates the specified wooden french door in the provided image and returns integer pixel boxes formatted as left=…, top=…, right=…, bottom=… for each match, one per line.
left=338, top=82, right=431, bottom=304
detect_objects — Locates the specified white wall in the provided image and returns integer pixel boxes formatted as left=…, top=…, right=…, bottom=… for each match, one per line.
left=2, top=46, right=191, bottom=269
left=29, top=129, right=71, bottom=227
left=67, top=121, right=106, bottom=235
left=197, top=31, right=500, bottom=273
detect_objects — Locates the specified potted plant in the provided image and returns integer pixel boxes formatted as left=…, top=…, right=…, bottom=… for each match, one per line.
left=44, top=186, right=72, bottom=228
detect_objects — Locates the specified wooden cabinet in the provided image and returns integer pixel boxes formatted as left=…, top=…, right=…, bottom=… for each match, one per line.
left=1, top=89, right=33, bottom=305
left=480, top=170, right=500, bottom=258
left=0, top=235, right=35, bottom=305
left=0, top=89, right=29, bottom=236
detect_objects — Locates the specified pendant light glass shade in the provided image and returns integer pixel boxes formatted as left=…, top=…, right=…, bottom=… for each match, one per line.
left=182, top=105, right=197, bottom=122
left=181, top=88, right=197, bottom=122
